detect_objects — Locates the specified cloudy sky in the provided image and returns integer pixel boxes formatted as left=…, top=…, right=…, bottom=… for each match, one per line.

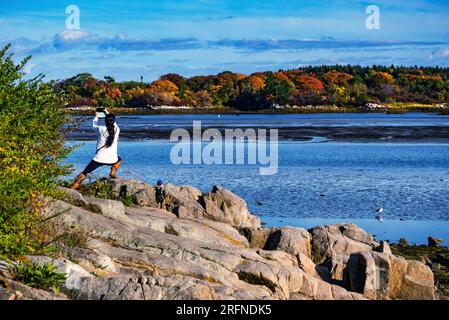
left=1, top=0, right=448, bottom=81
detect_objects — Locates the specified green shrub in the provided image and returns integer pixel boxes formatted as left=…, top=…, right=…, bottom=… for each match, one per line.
left=79, top=178, right=113, bottom=199
left=77, top=178, right=134, bottom=206
left=7, top=260, right=67, bottom=293
left=0, top=44, right=74, bottom=256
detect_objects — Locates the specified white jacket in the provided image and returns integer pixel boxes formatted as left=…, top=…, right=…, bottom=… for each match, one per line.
left=92, top=117, right=120, bottom=164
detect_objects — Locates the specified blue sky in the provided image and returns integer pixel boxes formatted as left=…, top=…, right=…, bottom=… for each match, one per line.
left=1, top=0, right=448, bottom=81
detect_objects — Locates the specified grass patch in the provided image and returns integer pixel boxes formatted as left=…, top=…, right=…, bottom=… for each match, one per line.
left=388, top=102, right=444, bottom=112
left=7, top=260, right=67, bottom=294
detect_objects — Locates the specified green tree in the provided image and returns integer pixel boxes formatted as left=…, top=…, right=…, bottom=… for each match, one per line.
left=263, top=72, right=295, bottom=106
left=104, top=75, right=116, bottom=83
left=0, top=45, right=73, bottom=256
left=160, top=73, right=186, bottom=89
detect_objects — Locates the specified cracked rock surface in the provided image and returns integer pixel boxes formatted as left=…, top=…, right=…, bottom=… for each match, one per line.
left=0, top=179, right=436, bottom=300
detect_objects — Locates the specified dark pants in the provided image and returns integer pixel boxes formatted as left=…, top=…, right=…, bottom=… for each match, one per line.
left=82, top=156, right=122, bottom=175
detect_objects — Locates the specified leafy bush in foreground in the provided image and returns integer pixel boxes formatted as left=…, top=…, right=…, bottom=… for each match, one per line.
left=0, top=44, right=73, bottom=256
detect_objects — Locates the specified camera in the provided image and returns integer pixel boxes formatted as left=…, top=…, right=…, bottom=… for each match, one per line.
left=96, top=107, right=106, bottom=118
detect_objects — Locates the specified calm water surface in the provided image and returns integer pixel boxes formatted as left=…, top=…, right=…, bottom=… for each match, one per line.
left=75, top=112, right=449, bottom=131
left=66, top=113, right=449, bottom=244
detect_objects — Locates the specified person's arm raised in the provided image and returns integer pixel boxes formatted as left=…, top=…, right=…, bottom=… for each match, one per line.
left=93, top=112, right=100, bottom=128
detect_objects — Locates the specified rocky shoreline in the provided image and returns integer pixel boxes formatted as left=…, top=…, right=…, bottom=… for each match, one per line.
left=0, top=178, right=440, bottom=300
left=65, top=102, right=448, bottom=116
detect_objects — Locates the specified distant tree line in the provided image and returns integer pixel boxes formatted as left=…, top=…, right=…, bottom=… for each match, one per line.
left=53, top=65, right=449, bottom=111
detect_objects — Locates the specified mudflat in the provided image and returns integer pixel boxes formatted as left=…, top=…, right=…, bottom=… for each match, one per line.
left=69, top=125, right=449, bottom=142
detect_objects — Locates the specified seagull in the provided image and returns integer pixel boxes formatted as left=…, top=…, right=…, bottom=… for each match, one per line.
left=375, top=207, right=384, bottom=222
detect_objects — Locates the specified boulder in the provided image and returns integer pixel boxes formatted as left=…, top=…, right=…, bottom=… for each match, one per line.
left=163, top=217, right=250, bottom=248
left=163, top=183, right=207, bottom=218
left=31, top=180, right=437, bottom=301
left=58, top=187, right=130, bottom=223
left=102, top=179, right=261, bottom=230
left=389, top=256, right=435, bottom=300
left=124, top=206, right=174, bottom=232
left=330, top=284, right=354, bottom=300
left=158, top=277, right=216, bottom=300
left=54, top=200, right=361, bottom=300
left=264, top=227, right=311, bottom=258
left=51, top=200, right=136, bottom=241
left=107, top=178, right=149, bottom=199
left=256, top=250, right=299, bottom=268
left=83, top=196, right=128, bottom=222
left=57, top=187, right=89, bottom=208
left=200, top=186, right=261, bottom=229
left=374, top=241, right=392, bottom=255
left=72, top=276, right=148, bottom=300
left=180, top=185, right=202, bottom=201
left=345, top=251, right=391, bottom=300
left=124, top=205, right=249, bottom=248
left=238, top=227, right=272, bottom=248
left=90, top=254, right=118, bottom=273
left=310, top=223, right=377, bottom=281
left=294, top=272, right=359, bottom=300
left=345, top=251, right=435, bottom=300
left=234, top=260, right=301, bottom=299
left=296, top=253, right=320, bottom=278
left=133, top=188, right=158, bottom=207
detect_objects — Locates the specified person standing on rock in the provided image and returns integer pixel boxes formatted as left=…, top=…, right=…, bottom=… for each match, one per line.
left=71, top=108, right=122, bottom=190
left=155, top=180, right=168, bottom=210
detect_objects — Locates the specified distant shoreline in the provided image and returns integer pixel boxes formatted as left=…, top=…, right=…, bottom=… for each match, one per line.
left=64, top=103, right=448, bottom=116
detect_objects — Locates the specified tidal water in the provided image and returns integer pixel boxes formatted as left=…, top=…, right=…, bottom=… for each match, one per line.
left=66, top=113, right=449, bottom=244
left=75, top=112, right=449, bottom=130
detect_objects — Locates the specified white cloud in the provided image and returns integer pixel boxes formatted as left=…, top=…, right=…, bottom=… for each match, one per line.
left=57, top=30, right=90, bottom=41
left=430, top=48, right=449, bottom=59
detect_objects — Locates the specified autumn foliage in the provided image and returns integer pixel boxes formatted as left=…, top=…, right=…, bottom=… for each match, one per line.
left=54, top=65, right=449, bottom=110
